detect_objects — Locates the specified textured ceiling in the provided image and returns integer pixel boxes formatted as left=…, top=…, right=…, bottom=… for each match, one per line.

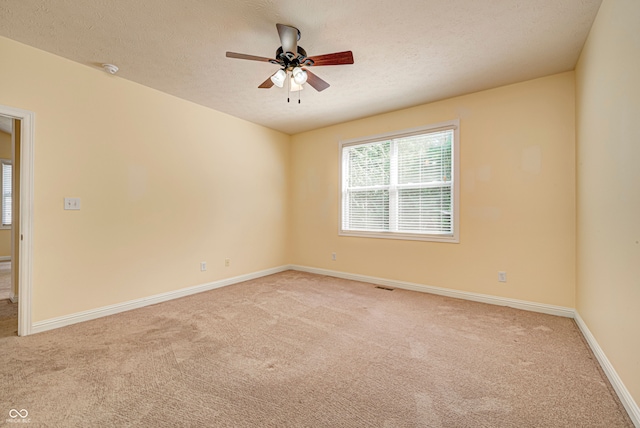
left=0, top=0, right=602, bottom=135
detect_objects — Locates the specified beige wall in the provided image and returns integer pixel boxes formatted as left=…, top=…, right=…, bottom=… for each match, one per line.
left=0, top=130, right=11, bottom=258
left=576, top=0, right=640, bottom=406
left=0, top=36, right=291, bottom=321
left=291, top=72, right=576, bottom=307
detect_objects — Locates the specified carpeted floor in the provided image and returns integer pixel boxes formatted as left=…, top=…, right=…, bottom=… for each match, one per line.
left=0, top=299, right=17, bottom=338
left=0, top=271, right=633, bottom=427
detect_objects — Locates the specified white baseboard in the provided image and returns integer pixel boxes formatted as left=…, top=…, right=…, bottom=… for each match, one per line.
left=9, top=292, right=18, bottom=303
left=31, top=265, right=289, bottom=334
left=0, top=256, right=11, bottom=262
left=290, top=265, right=575, bottom=318
left=574, top=312, right=640, bottom=427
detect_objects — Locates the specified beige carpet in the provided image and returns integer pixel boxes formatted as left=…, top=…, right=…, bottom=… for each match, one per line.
left=0, top=299, right=17, bottom=338
left=0, top=271, right=633, bottom=427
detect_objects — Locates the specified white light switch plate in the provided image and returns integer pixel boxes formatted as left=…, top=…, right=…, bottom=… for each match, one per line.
left=64, top=197, right=81, bottom=210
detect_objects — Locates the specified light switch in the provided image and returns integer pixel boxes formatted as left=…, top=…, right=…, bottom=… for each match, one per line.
left=64, top=197, right=81, bottom=210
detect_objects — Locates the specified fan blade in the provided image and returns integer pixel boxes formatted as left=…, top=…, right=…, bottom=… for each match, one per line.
left=306, top=51, right=354, bottom=66
left=226, top=52, right=274, bottom=62
left=276, top=23, right=300, bottom=55
left=259, top=77, right=274, bottom=89
left=305, top=69, right=330, bottom=92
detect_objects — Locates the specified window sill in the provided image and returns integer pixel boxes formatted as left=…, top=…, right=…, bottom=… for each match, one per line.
left=339, top=230, right=459, bottom=243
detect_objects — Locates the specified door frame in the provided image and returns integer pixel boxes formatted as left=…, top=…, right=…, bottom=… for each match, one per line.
left=0, top=104, right=34, bottom=336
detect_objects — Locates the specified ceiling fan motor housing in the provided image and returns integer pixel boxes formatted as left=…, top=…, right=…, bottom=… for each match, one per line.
left=271, top=46, right=314, bottom=70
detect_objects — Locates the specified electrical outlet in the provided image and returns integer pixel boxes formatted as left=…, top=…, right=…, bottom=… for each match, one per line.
left=331, top=252, right=337, bottom=261
left=225, top=258, right=230, bottom=267
left=64, top=197, right=81, bottom=210
left=200, top=262, right=207, bottom=272
left=498, top=271, right=507, bottom=282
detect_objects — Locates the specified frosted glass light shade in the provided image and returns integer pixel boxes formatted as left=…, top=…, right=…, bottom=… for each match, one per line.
left=270, top=69, right=286, bottom=88
left=292, top=67, right=308, bottom=85
left=290, top=76, right=304, bottom=92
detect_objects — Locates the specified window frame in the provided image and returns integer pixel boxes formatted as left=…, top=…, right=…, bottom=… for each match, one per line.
left=1, top=158, right=11, bottom=229
left=338, top=119, right=460, bottom=243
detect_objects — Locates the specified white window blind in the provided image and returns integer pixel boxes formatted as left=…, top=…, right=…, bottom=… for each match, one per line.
left=1, top=160, right=11, bottom=227
left=340, top=121, right=458, bottom=242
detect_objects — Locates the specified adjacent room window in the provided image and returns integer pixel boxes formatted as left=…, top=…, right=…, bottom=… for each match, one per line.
left=339, top=120, right=459, bottom=242
left=1, top=159, right=11, bottom=228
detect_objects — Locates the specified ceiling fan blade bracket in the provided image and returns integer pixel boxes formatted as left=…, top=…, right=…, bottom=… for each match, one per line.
left=296, top=47, right=308, bottom=61
left=275, top=46, right=309, bottom=70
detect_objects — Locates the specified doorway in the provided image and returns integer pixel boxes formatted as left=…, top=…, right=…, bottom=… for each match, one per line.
left=0, top=115, right=14, bottom=336
left=0, top=105, right=34, bottom=337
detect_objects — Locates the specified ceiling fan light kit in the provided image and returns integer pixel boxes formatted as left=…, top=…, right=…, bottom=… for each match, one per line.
left=292, top=67, right=308, bottom=85
left=270, top=69, right=287, bottom=88
left=289, top=76, right=303, bottom=92
left=226, top=23, right=354, bottom=103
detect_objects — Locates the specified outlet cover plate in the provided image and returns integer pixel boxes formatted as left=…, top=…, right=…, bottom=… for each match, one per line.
left=64, top=197, right=81, bottom=210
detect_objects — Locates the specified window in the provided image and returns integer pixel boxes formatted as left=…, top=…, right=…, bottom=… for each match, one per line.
left=1, top=159, right=11, bottom=228
left=339, top=120, right=459, bottom=242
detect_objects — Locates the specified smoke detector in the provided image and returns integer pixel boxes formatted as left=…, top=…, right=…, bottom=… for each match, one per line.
left=102, top=64, right=119, bottom=75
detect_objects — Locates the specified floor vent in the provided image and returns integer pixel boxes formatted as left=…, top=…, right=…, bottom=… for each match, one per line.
left=375, top=286, right=394, bottom=291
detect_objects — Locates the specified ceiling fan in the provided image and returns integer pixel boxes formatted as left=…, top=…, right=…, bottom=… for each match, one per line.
left=226, top=24, right=354, bottom=98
